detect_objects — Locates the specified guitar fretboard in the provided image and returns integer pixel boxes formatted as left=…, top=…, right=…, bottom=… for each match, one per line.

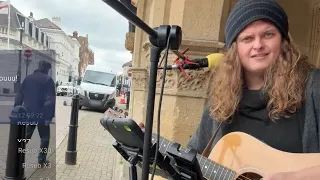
left=151, top=134, right=237, bottom=180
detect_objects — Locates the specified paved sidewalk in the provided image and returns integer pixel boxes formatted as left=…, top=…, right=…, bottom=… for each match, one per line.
left=23, top=96, right=130, bottom=180
left=28, top=112, right=122, bottom=180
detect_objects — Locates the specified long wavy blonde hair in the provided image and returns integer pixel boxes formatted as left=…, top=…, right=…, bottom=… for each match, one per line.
left=208, top=40, right=313, bottom=121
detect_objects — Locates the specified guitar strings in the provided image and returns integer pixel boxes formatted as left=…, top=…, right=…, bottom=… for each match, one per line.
left=235, top=174, right=254, bottom=180
left=160, top=139, right=255, bottom=180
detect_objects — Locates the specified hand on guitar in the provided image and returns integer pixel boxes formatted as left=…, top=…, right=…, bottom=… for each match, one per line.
left=137, top=122, right=144, bottom=128
left=137, top=122, right=145, bottom=132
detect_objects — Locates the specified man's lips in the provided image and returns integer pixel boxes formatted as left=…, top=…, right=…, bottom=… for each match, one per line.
left=251, top=53, right=269, bottom=58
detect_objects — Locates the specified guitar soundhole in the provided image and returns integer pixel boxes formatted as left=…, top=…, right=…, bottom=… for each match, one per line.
left=236, top=172, right=262, bottom=180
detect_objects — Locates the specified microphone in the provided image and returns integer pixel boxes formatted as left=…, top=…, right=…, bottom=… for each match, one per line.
left=163, top=53, right=224, bottom=70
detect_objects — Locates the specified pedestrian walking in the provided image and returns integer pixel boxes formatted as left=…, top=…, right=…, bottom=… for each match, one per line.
left=14, top=60, right=56, bottom=167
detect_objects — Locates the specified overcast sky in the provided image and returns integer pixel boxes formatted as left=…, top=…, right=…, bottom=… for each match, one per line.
left=11, top=0, right=132, bottom=74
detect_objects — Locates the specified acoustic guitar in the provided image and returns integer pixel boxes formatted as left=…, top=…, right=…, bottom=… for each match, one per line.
left=103, top=108, right=320, bottom=180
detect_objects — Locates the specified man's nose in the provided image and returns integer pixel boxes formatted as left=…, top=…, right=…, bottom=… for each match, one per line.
left=252, top=38, right=263, bottom=50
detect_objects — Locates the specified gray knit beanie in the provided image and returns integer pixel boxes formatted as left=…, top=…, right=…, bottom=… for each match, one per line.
left=224, top=0, right=289, bottom=48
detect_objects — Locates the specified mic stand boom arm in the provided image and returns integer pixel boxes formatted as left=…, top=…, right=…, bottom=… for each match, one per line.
left=101, top=1, right=182, bottom=179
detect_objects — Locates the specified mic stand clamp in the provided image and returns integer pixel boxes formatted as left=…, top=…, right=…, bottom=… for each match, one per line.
left=112, top=140, right=182, bottom=180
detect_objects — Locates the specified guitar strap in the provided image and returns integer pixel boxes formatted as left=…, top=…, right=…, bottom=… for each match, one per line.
left=201, top=121, right=223, bottom=158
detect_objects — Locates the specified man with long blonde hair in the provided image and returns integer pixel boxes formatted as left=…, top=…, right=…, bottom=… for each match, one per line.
left=187, top=0, right=320, bottom=179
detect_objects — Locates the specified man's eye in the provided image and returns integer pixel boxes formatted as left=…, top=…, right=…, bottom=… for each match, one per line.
left=265, top=33, right=274, bottom=38
left=242, top=36, right=252, bottom=41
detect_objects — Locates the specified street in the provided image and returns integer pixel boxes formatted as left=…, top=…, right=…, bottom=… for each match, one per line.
left=0, top=95, right=106, bottom=179
left=54, top=96, right=100, bottom=147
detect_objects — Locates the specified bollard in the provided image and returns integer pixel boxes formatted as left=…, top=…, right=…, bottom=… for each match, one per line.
left=65, top=94, right=79, bottom=165
left=4, top=106, right=27, bottom=180
left=126, top=91, right=130, bottom=110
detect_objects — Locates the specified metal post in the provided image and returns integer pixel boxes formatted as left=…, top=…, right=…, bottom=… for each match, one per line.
left=25, top=57, right=29, bottom=77
left=65, top=94, right=79, bottom=165
left=4, top=106, right=27, bottom=180
left=126, top=91, right=130, bottom=110
left=14, top=27, right=23, bottom=93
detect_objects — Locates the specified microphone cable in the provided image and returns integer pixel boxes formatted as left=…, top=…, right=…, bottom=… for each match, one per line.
left=151, top=34, right=171, bottom=180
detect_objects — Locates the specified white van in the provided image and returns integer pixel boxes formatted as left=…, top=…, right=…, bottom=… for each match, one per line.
left=78, top=65, right=117, bottom=111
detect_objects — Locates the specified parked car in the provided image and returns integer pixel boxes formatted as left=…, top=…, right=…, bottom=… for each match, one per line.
left=56, top=82, right=76, bottom=96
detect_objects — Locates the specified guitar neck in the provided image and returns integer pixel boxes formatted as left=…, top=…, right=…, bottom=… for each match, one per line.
left=151, top=134, right=237, bottom=180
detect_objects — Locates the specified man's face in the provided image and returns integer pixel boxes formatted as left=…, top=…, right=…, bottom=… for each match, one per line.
left=236, top=20, right=282, bottom=75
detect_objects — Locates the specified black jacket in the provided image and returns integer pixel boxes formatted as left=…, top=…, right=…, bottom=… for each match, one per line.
left=14, top=69, right=56, bottom=122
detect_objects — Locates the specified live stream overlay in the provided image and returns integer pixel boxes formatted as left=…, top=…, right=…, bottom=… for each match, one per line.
left=0, top=50, right=56, bottom=179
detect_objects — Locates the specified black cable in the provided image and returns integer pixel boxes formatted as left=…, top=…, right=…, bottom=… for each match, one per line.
left=158, top=54, right=166, bottom=67
left=150, top=36, right=171, bottom=180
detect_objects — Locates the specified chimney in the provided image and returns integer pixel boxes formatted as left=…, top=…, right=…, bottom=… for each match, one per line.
left=72, top=31, right=78, bottom=38
left=52, top=16, right=61, bottom=28
left=28, top=12, right=35, bottom=21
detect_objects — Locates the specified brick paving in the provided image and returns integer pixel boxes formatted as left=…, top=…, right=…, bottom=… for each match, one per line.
left=28, top=112, right=120, bottom=180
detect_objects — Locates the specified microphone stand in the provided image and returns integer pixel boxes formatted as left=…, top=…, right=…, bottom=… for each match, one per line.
left=101, top=1, right=182, bottom=180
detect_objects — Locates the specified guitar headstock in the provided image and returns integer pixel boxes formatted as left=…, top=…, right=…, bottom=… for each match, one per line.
left=104, top=107, right=128, bottom=118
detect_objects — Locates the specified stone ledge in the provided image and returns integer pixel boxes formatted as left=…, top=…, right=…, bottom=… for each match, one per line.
left=141, top=38, right=225, bottom=53
left=181, top=39, right=225, bottom=48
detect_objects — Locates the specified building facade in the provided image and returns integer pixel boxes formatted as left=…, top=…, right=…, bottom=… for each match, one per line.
left=0, top=5, right=50, bottom=51
left=121, top=60, right=131, bottom=85
left=0, top=4, right=56, bottom=94
left=70, top=31, right=94, bottom=79
left=33, top=15, right=81, bottom=84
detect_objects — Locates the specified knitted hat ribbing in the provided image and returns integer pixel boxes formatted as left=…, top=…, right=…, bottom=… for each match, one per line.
left=224, top=0, right=289, bottom=48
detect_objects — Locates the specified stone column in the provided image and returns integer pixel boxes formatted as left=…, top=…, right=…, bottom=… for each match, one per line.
left=130, top=0, right=228, bottom=151
left=311, top=3, right=320, bottom=67
left=127, top=1, right=229, bottom=179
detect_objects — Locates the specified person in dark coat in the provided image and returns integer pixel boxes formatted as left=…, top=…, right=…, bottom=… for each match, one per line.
left=14, top=60, right=56, bottom=166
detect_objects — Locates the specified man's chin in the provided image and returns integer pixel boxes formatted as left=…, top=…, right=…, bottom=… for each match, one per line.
left=244, top=67, right=268, bottom=76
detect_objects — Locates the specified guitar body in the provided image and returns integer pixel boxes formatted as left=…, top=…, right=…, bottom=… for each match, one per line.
left=209, top=132, right=320, bottom=179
